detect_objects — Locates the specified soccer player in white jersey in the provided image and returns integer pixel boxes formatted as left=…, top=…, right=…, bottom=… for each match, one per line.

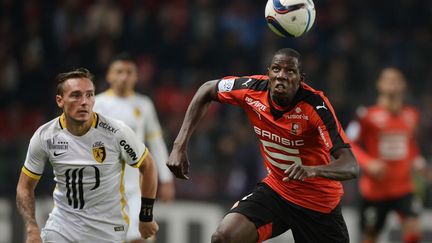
left=16, top=68, right=159, bottom=243
left=94, top=53, right=174, bottom=243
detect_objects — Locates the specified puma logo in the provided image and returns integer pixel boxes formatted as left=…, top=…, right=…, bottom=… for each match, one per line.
left=242, top=78, right=252, bottom=86
left=316, top=102, right=328, bottom=110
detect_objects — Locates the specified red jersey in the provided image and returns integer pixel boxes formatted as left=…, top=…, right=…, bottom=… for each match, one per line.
left=349, top=105, right=420, bottom=200
left=216, top=76, right=351, bottom=213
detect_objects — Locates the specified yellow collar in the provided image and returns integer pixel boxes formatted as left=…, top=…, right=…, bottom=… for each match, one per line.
left=59, top=112, right=98, bottom=129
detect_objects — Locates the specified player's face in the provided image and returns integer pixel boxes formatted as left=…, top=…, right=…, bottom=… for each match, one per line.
left=376, top=68, right=406, bottom=96
left=267, top=54, right=302, bottom=106
left=107, top=60, right=138, bottom=95
left=56, top=78, right=95, bottom=123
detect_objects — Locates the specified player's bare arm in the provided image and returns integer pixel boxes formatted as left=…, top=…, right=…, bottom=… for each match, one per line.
left=284, top=147, right=359, bottom=181
left=158, top=181, right=175, bottom=202
left=16, top=172, right=42, bottom=243
left=138, top=152, right=159, bottom=239
left=166, top=80, right=218, bottom=179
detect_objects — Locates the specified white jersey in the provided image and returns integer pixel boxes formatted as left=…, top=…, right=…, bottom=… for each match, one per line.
left=94, top=90, right=172, bottom=240
left=94, top=90, right=172, bottom=183
left=22, top=113, right=147, bottom=242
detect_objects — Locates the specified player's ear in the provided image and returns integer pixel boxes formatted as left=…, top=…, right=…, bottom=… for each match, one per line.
left=56, top=95, right=64, bottom=108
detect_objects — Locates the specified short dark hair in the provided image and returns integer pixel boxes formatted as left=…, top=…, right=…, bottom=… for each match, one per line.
left=108, top=52, right=137, bottom=66
left=273, top=48, right=303, bottom=72
left=56, top=68, right=95, bottom=95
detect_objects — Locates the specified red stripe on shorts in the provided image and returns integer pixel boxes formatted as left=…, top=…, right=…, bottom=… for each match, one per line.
left=257, top=222, right=273, bottom=242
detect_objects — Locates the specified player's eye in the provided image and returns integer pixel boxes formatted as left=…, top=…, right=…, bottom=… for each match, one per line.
left=71, top=93, right=81, bottom=98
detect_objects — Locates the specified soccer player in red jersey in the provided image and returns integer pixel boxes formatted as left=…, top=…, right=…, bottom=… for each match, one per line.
left=167, top=48, right=359, bottom=243
left=346, top=67, right=427, bottom=243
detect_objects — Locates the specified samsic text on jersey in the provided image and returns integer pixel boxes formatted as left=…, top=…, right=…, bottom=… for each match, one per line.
left=217, top=76, right=351, bottom=213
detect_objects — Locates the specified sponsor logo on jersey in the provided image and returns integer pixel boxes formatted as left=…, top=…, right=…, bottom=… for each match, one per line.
left=98, top=121, right=119, bottom=133
left=245, top=96, right=267, bottom=112
left=254, top=126, right=304, bottom=146
left=47, top=138, right=69, bottom=150
left=218, top=78, right=235, bottom=92
left=92, top=141, right=106, bottom=163
left=120, top=140, right=138, bottom=160
left=370, top=111, right=388, bottom=127
left=114, top=226, right=124, bottom=232
left=285, top=113, right=309, bottom=120
left=318, top=126, right=330, bottom=148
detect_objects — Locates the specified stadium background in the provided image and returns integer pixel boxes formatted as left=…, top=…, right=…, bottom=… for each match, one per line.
left=0, top=0, right=431, bottom=242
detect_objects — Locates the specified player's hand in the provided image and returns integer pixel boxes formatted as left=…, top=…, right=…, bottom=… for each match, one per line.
left=166, top=148, right=190, bottom=180
left=283, top=164, right=316, bottom=181
left=26, top=227, right=42, bottom=243
left=366, top=159, right=386, bottom=180
left=139, top=221, right=159, bottom=239
left=158, top=181, right=175, bottom=202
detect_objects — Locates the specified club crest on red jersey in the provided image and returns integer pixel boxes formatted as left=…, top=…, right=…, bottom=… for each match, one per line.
left=290, top=122, right=302, bottom=135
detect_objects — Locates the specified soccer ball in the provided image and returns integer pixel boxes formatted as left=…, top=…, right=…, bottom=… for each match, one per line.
left=265, top=0, right=316, bottom=38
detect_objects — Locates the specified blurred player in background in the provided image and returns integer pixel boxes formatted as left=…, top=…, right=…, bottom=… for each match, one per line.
left=16, top=68, right=158, bottom=242
left=94, top=53, right=174, bottom=243
left=346, top=67, right=427, bottom=243
left=167, top=48, right=359, bottom=243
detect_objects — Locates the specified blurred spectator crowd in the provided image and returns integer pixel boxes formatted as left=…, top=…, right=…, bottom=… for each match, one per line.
left=0, top=0, right=431, bottom=207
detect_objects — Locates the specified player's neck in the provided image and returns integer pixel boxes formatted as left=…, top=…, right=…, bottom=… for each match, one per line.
left=111, top=88, right=134, bottom=98
left=271, top=97, right=290, bottom=110
left=377, top=95, right=403, bottom=113
left=64, top=115, right=94, bottom=136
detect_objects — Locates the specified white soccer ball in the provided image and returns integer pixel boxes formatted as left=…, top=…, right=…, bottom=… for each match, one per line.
left=265, top=0, right=316, bottom=38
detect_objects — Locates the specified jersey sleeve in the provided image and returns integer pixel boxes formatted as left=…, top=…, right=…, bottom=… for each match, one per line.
left=143, top=99, right=173, bottom=182
left=116, top=122, right=148, bottom=168
left=345, top=108, right=375, bottom=168
left=311, top=96, right=351, bottom=154
left=216, top=77, right=247, bottom=105
left=22, top=129, right=49, bottom=180
left=409, top=107, right=421, bottom=160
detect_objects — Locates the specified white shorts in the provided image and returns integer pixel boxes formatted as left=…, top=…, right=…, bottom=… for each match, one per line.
left=43, top=208, right=127, bottom=242
left=41, top=229, right=70, bottom=243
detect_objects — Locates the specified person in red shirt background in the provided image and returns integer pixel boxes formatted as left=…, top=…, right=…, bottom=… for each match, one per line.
left=346, top=67, right=428, bottom=243
left=167, top=48, right=359, bottom=243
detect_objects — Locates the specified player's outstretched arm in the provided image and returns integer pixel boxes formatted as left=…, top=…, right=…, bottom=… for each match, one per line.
left=316, top=147, right=359, bottom=180
left=16, top=171, right=42, bottom=243
left=138, top=152, right=159, bottom=239
left=166, top=80, right=219, bottom=179
left=283, top=148, right=359, bottom=181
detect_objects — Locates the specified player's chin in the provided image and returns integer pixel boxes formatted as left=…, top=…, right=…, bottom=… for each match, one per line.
left=272, top=90, right=288, bottom=97
left=74, top=111, right=91, bottom=121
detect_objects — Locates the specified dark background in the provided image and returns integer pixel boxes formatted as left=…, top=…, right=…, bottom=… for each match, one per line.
left=0, top=0, right=431, bottom=240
